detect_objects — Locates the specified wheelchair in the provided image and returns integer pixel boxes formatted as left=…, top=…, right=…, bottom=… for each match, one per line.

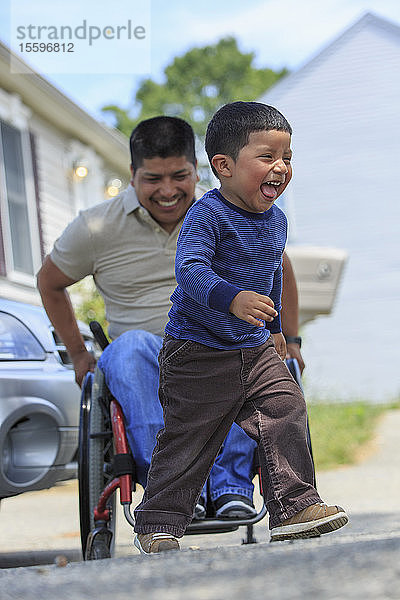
left=78, top=322, right=314, bottom=560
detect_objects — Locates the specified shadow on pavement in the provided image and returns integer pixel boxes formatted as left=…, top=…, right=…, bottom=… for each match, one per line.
left=0, top=549, right=82, bottom=569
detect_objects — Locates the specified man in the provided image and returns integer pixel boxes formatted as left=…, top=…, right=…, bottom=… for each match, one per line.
left=37, top=116, right=304, bottom=519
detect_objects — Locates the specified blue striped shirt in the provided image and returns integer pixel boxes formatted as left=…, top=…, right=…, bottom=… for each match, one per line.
left=165, top=189, right=287, bottom=349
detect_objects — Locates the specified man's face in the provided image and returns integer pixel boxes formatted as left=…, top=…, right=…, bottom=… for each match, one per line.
left=221, top=129, right=292, bottom=213
left=131, top=156, right=198, bottom=232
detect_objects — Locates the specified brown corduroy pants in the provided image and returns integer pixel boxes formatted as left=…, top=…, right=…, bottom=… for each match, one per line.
left=134, top=335, right=321, bottom=537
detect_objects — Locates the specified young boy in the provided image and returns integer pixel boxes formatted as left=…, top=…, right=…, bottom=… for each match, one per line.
left=134, top=102, right=348, bottom=554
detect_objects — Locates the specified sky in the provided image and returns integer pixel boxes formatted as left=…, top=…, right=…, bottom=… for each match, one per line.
left=1, top=0, right=400, bottom=125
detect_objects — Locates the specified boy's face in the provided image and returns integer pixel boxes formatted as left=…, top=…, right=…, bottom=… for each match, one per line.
left=218, top=129, right=292, bottom=213
left=131, top=155, right=198, bottom=233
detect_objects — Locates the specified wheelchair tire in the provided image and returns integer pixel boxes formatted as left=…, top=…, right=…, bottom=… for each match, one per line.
left=78, top=370, right=116, bottom=560
left=90, top=539, right=111, bottom=560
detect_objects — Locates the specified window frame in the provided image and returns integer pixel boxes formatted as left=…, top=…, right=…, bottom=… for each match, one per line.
left=0, top=116, right=42, bottom=285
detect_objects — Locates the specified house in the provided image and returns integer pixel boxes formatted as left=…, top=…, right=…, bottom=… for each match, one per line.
left=0, top=41, right=129, bottom=306
left=259, top=12, right=400, bottom=400
left=0, top=40, right=349, bottom=392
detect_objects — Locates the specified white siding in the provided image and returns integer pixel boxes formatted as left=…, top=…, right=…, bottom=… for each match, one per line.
left=30, top=116, right=75, bottom=254
left=260, top=14, right=400, bottom=400
left=30, top=116, right=123, bottom=255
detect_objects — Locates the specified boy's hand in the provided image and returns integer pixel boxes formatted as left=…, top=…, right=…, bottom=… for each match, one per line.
left=229, top=291, right=277, bottom=327
left=272, top=332, right=287, bottom=361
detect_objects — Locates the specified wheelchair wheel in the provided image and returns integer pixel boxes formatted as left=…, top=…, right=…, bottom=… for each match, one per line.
left=78, top=369, right=116, bottom=560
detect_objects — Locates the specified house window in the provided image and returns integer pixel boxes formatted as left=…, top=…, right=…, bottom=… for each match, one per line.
left=0, top=119, right=40, bottom=279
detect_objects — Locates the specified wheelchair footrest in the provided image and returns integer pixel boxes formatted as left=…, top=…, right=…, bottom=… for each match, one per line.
left=186, top=504, right=267, bottom=535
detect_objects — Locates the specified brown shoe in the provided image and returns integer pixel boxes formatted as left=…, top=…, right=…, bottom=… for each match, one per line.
left=270, top=503, right=348, bottom=542
left=134, top=533, right=180, bottom=555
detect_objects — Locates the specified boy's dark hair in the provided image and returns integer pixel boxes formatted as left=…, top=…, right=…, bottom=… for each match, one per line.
left=130, top=116, right=196, bottom=171
left=205, top=102, right=292, bottom=176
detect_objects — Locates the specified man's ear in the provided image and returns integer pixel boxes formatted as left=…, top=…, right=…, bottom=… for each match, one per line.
left=130, top=164, right=135, bottom=186
left=211, top=154, right=233, bottom=178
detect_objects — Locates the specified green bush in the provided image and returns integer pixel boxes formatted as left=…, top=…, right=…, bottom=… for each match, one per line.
left=70, top=279, right=108, bottom=334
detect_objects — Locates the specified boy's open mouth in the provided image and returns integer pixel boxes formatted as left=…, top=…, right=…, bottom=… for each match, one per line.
left=260, top=181, right=283, bottom=200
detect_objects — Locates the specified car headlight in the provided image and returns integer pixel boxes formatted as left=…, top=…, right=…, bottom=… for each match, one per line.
left=0, top=312, right=46, bottom=360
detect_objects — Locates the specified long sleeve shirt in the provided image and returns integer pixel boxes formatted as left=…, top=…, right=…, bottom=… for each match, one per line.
left=165, top=189, right=288, bottom=349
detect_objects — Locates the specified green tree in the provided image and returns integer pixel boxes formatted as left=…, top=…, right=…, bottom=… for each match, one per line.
left=102, top=37, right=287, bottom=138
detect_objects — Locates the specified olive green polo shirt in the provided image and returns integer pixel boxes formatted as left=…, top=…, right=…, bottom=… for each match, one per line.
left=51, top=185, right=193, bottom=339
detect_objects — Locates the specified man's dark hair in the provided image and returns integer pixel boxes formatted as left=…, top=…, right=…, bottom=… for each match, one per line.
left=130, top=116, right=196, bottom=171
left=205, top=102, right=292, bottom=176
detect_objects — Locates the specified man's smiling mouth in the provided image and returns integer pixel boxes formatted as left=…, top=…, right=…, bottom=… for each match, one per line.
left=155, top=198, right=180, bottom=208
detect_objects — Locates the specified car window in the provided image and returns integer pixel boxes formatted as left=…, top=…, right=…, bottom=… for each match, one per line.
left=0, top=312, right=46, bottom=360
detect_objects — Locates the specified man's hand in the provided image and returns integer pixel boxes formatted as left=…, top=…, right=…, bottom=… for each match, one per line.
left=272, top=332, right=286, bottom=361
left=286, top=343, right=305, bottom=374
left=229, top=291, right=277, bottom=327
left=71, top=349, right=96, bottom=387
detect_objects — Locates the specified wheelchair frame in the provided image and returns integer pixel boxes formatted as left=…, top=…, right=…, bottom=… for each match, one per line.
left=78, top=321, right=312, bottom=560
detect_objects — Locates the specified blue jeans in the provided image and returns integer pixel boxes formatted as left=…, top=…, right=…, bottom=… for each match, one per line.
left=98, top=330, right=256, bottom=502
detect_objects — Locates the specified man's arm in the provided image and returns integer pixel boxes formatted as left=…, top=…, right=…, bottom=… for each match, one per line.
left=37, top=256, right=96, bottom=386
left=281, top=252, right=305, bottom=373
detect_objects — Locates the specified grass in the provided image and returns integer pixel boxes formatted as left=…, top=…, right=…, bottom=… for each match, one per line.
left=307, top=400, right=400, bottom=471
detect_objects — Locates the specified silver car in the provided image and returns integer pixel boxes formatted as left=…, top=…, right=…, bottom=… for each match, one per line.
left=0, top=298, right=97, bottom=499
